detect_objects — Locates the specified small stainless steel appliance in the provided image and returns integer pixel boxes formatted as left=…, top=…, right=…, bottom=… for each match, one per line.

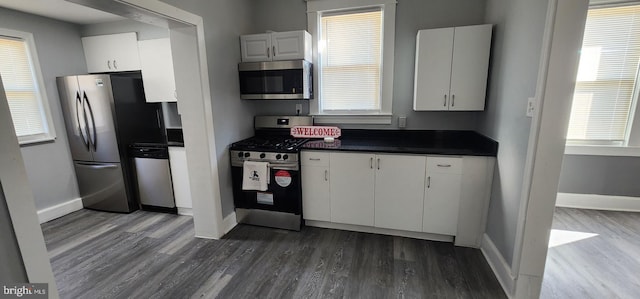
left=238, top=60, right=313, bottom=100
left=230, top=115, right=313, bottom=231
left=130, top=143, right=176, bottom=213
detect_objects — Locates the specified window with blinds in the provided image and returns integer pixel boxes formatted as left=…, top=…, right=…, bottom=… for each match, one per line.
left=567, top=4, right=640, bottom=144
left=0, top=34, right=52, bottom=144
left=319, top=9, right=382, bottom=112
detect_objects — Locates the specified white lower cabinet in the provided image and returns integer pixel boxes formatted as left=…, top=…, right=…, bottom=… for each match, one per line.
left=423, top=157, right=462, bottom=235
left=301, top=150, right=494, bottom=248
left=374, top=154, right=426, bottom=232
left=329, top=152, right=376, bottom=226
left=168, top=147, right=192, bottom=214
left=301, top=151, right=331, bottom=221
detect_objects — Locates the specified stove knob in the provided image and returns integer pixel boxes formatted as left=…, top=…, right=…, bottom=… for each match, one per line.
left=282, top=154, right=289, bottom=160
left=244, top=152, right=250, bottom=158
left=260, top=153, right=266, bottom=159
left=276, top=154, right=282, bottom=160
left=237, top=152, right=244, bottom=158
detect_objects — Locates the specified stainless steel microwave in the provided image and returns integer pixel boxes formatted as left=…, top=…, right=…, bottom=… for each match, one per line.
left=238, top=60, right=313, bottom=100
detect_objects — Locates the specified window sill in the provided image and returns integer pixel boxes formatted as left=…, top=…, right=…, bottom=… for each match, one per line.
left=312, top=114, right=393, bottom=125
left=564, top=145, right=640, bottom=157
left=19, top=135, right=56, bottom=147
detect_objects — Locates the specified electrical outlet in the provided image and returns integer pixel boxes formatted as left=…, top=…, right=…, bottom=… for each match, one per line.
left=526, top=97, right=536, bottom=117
left=295, top=104, right=302, bottom=115
left=398, top=116, right=407, bottom=128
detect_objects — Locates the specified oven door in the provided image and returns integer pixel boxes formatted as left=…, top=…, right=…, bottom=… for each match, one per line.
left=231, top=162, right=302, bottom=214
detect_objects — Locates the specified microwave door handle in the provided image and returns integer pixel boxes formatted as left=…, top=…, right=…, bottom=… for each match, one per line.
left=75, top=91, right=90, bottom=151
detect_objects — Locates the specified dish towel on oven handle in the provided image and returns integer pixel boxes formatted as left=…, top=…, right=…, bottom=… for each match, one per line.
left=242, top=161, right=270, bottom=191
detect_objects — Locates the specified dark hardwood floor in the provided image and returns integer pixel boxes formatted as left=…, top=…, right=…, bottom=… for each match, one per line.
left=542, top=207, right=640, bottom=299
left=42, top=209, right=506, bottom=299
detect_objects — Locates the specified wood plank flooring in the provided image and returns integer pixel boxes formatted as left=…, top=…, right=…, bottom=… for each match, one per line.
left=541, top=207, right=640, bottom=299
left=42, top=209, right=506, bottom=299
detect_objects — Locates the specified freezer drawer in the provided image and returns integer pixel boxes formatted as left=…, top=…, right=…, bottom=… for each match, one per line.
left=74, top=161, right=133, bottom=212
left=133, top=156, right=175, bottom=208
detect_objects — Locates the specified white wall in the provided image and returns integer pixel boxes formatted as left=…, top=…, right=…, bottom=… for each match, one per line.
left=0, top=7, right=86, bottom=212
left=479, top=0, right=550, bottom=265
left=81, top=19, right=169, bottom=40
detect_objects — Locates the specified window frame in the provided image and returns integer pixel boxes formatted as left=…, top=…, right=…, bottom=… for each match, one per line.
left=565, top=2, right=640, bottom=155
left=307, top=0, right=397, bottom=125
left=0, top=28, right=56, bottom=145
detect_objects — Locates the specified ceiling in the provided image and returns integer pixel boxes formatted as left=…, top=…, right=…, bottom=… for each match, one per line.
left=0, top=0, right=124, bottom=25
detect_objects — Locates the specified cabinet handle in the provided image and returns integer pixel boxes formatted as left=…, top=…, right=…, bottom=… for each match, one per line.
left=267, top=47, right=270, bottom=58
left=437, top=164, right=452, bottom=168
left=113, top=60, right=118, bottom=69
left=377, top=158, right=380, bottom=170
left=107, top=60, right=112, bottom=70
left=427, top=176, right=431, bottom=188
left=370, top=157, right=373, bottom=169
left=324, top=170, right=328, bottom=181
left=444, top=94, right=447, bottom=106
left=273, top=46, right=276, bottom=57
left=309, top=158, right=321, bottom=161
left=451, top=94, right=455, bottom=107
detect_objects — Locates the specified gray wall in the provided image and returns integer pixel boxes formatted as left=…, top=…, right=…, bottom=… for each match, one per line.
left=158, top=0, right=256, bottom=216
left=0, top=8, right=86, bottom=211
left=479, top=0, right=549, bottom=265
left=0, top=183, right=28, bottom=282
left=247, top=0, right=487, bottom=130
left=81, top=19, right=169, bottom=40
left=559, top=155, right=640, bottom=196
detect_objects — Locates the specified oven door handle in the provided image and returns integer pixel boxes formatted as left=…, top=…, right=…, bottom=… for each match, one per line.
left=268, top=162, right=299, bottom=170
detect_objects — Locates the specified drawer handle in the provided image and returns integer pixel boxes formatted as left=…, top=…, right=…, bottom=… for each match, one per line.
left=309, top=158, right=321, bottom=161
left=437, top=164, right=452, bottom=167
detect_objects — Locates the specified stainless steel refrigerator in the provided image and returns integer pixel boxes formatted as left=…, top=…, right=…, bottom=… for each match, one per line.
left=57, top=73, right=164, bottom=213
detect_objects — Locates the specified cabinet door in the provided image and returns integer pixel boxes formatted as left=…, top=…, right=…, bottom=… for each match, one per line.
left=168, top=147, right=192, bottom=209
left=413, top=27, right=454, bottom=111
left=301, top=166, right=331, bottom=221
left=271, top=31, right=310, bottom=61
left=330, top=152, right=375, bottom=226
left=110, top=32, right=141, bottom=72
left=240, top=33, right=272, bottom=62
left=82, top=35, right=115, bottom=73
left=374, top=154, right=426, bottom=232
left=449, top=24, right=492, bottom=111
left=82, top=33, right=141, bottom=73
left=138, top=39, right=177, bottom=102
left=423, top=172, right=461, bottom=236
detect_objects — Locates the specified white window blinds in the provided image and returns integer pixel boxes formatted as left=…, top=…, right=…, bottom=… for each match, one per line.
left=0, top=36, right=47, bottom=139
left=320, top=9, right=382, bottom=112
left=567, top=5, right=640, bottom=143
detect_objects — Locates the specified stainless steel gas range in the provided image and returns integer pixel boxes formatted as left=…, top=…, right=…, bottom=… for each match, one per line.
left=229, top=116, right=313, bottom=231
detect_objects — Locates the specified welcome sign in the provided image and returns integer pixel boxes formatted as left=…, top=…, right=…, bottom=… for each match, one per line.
left=291, top=126, right=341, bottom=138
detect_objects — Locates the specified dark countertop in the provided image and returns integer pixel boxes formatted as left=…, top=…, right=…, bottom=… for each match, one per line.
left=301, top=129, right=498, bottom=156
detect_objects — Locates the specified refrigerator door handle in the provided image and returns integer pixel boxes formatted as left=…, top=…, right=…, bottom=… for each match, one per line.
left=76, top=162, right=118, bottom=169
left=75, top=91, right=90, bottom=151
left=83, top=91, right=98, bottom=152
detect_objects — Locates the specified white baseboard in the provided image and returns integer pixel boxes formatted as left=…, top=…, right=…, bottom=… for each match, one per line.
left=480, top=233, right=516, bottom=298
left=37, top=198, right=83, bottom=224
left=305, top=220, right=454, bottom=243
left=556, top=193, right=640, bottom=212
left=177, top=207, right=193, bottom=216
left=222, top=212, right=237, bottom=234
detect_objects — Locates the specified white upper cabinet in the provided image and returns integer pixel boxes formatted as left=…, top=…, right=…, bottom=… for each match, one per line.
left=413, top=24, right=492, bottom=111
left=138, top=38, right=178, bottom=103
left=82, top=32, right=141, bottom=73
left=240, top=30, right=312, bottom=62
